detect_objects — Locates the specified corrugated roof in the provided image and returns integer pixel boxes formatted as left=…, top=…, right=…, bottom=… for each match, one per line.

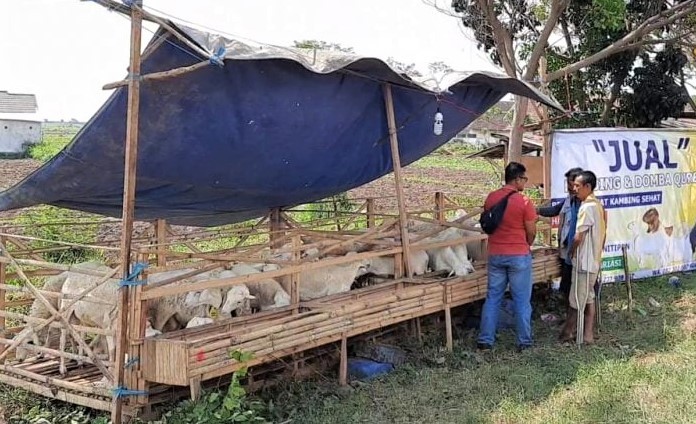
left=0, top=91, right=38, bottom=114
left=465, top=133, right=543, bottom=159
left=659, top=117, right=696, bottom=129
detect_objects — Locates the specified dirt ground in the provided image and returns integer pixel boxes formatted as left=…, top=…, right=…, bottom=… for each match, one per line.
left=0, top=157, right=497, bottom=220
left=349, top=166, right=496, bottom=213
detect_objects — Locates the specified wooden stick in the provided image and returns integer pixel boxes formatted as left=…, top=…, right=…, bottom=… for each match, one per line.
left=0, top=233, right=120, bottom=251
left=383, top=84, right=413, bottom=278
left=0, top=311, right=114, bottom=336
left=0, top=236, right=5, bottom=357
left=156, top=219, right=167, bottom=266
left=366, top=198, right=376, bottom=228
left=0, top=363, right=113, bottom=397
left=0, top=338, right=109, bottom=365
left=0, top=258, right=115, bottom=278
left=339, top=334, right=348, bottom=386
left=103, top=60, right=211, bottom=90
left=435, top=192, right=446, bottom=222
left=113, top=2, right=143, bottom=422
left=6, top=237, right=44, bottom=262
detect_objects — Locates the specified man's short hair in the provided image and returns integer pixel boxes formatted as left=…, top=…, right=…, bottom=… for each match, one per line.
left=504, top=161, right=526, bottom=184
left=577, top=170, right=597, bottom=190
left=564, top=167, right=583, bottom=181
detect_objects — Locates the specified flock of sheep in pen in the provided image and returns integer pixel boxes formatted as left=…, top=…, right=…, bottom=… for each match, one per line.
left=10, top=213, right=485, bottom=384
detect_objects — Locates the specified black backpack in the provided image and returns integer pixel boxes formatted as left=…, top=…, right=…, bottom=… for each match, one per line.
left=480, top=191, right=517, bottom=235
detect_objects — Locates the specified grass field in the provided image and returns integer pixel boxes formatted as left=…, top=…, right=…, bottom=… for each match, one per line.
left=266, top=275, right=696, bottom=424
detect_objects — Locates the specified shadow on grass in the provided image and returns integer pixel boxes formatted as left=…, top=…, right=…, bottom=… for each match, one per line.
left=266, top=273, right=696, bottom=424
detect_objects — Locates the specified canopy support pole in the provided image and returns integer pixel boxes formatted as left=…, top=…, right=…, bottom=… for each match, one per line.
left=382, top=84, right=413, bottom=278
left=112, top=1, right=143, bottom=423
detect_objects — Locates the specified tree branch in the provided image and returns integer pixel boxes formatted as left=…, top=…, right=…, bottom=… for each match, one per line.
left=477, top=0, right=517, bottom=76
left=546, top=0, right=696, bottom=82
left=523, top=0, right=570, bottom=80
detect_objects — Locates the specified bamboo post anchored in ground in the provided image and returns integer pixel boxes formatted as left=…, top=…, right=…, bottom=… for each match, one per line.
left=0, top=236, right=5, bottom=357
left=270, top=208, right=284, bottom=249
left=113, top=1, right=144, bottom=422
left=435, top=192, right=446, bottom=223
left=339, top=334, right=348, bottom=386
left=155, top=219, right=167, bottom=266
left=366, top=198, right=376, bottom=228
left=383, top=84, right=413, bottom=278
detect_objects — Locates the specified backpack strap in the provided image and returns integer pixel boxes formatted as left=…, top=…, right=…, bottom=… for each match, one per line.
left=484, top=189, right=517, bottom=212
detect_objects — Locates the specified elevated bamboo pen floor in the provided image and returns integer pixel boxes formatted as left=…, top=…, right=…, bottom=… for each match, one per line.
left=0, top=248, right=560, bottom=415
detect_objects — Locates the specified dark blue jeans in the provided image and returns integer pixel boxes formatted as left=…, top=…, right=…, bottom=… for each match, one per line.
left=478, top=254, right=533, bottom=347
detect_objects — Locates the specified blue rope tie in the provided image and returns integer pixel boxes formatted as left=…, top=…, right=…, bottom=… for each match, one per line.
left=113, top=386, right=148, bottom=398
left=121, top=0, right=134, bottom=6
left=119, top=262, right=149, bottom=287
left=209, top=46, right=226, bottom=67
left=124, top=356, right=140, bottom=368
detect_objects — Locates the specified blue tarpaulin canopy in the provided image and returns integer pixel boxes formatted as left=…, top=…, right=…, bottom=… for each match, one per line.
left=0, top=19, right=562, bottom=227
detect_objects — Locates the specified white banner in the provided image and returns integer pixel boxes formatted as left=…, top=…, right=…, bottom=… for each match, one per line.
left=551, top=129, right=696, bottom=282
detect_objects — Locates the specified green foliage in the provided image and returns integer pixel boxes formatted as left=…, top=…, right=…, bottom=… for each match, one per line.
left=13, top=206, right=102, bottom=264
left=547, top=1, right=689, bottom=129
left=293, top=40, right=354, bottom=53
left=29, top=123, right=80, bottom=162
left=591, top=0, right=627, bottom=31
left=451, top=0, right=541, bottom=67
left=156, top=351, right=267, bottom=424
left=617, top=46, right=689, bottom=127
left=27, top=134, right=71, bottom=162
left=386, top=57, right=422, bottom=77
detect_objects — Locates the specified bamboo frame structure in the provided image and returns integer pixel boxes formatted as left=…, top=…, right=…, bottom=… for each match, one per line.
left=0, top=194, right=560, bottom=419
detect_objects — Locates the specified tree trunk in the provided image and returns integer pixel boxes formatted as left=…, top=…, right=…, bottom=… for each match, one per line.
left=507, top=96, right=528, bottom=163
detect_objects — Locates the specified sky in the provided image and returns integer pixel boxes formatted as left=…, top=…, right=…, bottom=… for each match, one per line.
left=0, top=0, right=501, bottom=122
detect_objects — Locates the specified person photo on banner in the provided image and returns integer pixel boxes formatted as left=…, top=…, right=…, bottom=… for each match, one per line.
left=561, top=170, right=606, bottom=345
left=628, top=207, right=693, bottom=270
left=537, top=167, right=583, bottom=316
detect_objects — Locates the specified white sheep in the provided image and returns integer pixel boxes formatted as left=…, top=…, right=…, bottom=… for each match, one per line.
left=229, top=263, right=290, bottom=311
left=363, top=250, right=429, bottom=277
left=420, top=227, right=475, bottom=276
left=58, top=264, right=120, bottom=375
left=15, top=270, right=70, bottom=361
left=279, top=253, right=368, bottom=301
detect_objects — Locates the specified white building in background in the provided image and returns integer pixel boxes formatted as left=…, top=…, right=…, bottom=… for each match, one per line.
left=0, top=91, right=41, bottom=156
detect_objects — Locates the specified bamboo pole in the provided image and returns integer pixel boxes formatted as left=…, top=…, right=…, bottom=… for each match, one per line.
left=113, top=1, right=143, bottom=421
left=366, top=198, right=376, bottom=228
left=269, top=208, right=284, bottom=249
left=382, top=84, right=413, bottom=278
left=0, top=235, right=5, bottom=358
left=103, top=60, right=211, bottom=90
left=339, top=334, right=348, bottom=386
left=155, top=219, right=167, bottom=266
left=540, top=56, right=552, bottom=199
left=435, top=192, right=446, bottom=222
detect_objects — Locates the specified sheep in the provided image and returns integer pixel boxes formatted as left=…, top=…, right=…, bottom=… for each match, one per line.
left=15, top=261, right=119, bottom=362
left=14, top=270, right=70, bottom=361
left=185, top=316, right=214, bottom=329
left=419, top=227, right=475, bottom=276
left=363, top=250, right=430, bottom=277
left=229, top=263, right=290, bottom=311
left=58, top=263, right=120, bottom=375
left=278, top=253, right=368, bottom=301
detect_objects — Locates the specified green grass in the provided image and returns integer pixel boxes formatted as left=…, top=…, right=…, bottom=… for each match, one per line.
left=264, top=274, right=696, bottom=424
left=412, top=155, right=499, bottom=173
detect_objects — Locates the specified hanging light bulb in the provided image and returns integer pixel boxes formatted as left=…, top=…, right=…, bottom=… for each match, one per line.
left=433, top=106, right=444, bottom=136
